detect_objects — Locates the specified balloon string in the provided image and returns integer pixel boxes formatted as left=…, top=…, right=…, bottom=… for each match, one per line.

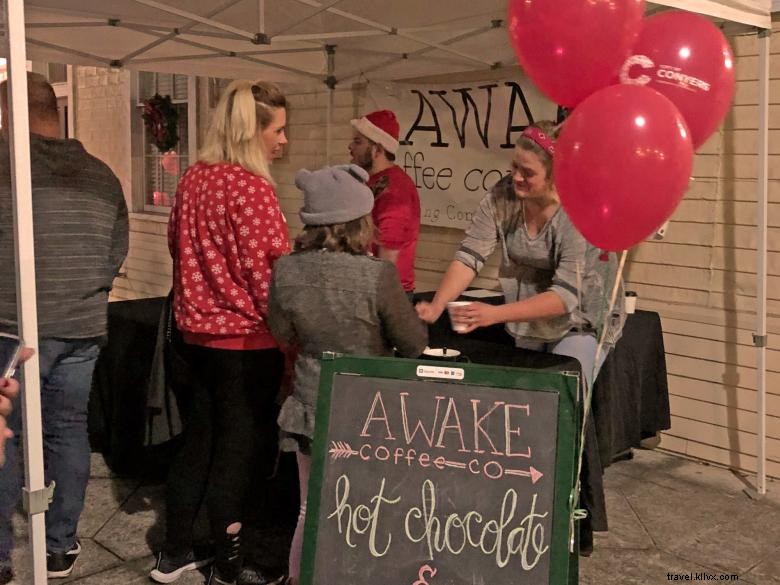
left=595, top=250, right=627, bottom=368
left=569, top=249, right=627, bottom=552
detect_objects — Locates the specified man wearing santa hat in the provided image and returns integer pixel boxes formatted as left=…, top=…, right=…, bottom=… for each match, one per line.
left=349, top=109, right=420, bottom=295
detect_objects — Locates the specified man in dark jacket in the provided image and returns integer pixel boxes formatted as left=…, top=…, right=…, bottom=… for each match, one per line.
left=0, top=72, right=128, bottom=583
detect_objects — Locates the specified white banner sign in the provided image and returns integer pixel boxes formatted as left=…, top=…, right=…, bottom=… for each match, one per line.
left=366, top=78, right=557, bottom=229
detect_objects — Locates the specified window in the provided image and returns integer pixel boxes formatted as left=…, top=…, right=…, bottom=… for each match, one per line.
left=47, top=62, right=67, bottom=83
left=132, top=72, right=195, bottom=212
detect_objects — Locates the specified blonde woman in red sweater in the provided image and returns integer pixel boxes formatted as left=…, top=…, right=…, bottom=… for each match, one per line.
left=151, top=81, right=289, bottom=585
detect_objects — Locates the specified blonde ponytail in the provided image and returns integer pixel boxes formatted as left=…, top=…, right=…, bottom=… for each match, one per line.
left=199, top=79, right=286, bottom=184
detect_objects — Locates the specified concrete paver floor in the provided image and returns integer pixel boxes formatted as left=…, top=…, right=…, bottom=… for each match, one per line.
left=7, top=449, right=780, bottom=584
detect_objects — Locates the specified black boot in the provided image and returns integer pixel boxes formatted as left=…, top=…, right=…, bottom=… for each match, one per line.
left=208, top=529, right=242, bottom=585
left=237, top=563, right=287, bottom=585
left=579, top=516, right=594, bottom=557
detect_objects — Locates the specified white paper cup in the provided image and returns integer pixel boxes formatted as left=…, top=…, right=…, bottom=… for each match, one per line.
left=447, top=301, right=473, bottom=332
left=625, top=292, right=637, bottom=314
left=422, top=347, right=462, bottom=360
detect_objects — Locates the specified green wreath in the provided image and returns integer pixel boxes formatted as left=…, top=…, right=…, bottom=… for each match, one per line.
left=142, top=93, right=179, bottom=152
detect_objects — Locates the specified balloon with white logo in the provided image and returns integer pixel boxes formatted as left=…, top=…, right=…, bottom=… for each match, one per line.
left=620, top=10, right=735, bottom=150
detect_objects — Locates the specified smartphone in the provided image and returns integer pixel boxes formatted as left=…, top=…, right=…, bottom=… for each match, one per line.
left=0, top=332, right=22, bottom=379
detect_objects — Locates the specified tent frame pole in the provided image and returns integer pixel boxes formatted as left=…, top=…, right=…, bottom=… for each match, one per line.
left=26, top=37, right=113, bottom=65
left=3, top=0, right=47, bottom=583
left=325, top=44, right=335, bottom=164
left=119, top=0, right=244, bottom=63
left=119, top=23, right=323, bottom=81
left=339, top=20, right=502, bottom=84
left=754, top=26, right=770, bottom=497
left=290, top=0, right=495, bottom=67
left=129, top=0, right=260, bottom=43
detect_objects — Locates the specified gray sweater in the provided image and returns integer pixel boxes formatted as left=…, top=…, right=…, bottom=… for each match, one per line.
left=268, top=251, right=428, bottom=447
left=455, top=176, right=625, bottom=346
left=0, top=135, right=129, bottom=340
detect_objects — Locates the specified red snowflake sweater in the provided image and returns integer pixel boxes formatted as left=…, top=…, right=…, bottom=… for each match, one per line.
left=168, top=162, right=290, bottom=350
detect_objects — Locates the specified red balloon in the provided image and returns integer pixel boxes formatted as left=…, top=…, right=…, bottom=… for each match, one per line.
left=507, top=0, right=645, bottom=108
left=554, top=85, right=693, bottom=251
left=619, top=10, right=735, bottom=149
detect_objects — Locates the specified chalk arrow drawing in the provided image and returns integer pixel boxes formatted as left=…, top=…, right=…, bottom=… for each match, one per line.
left=505, top=466, right=544, bottom=484
left=443, top=459, right=466, bottom=469
left=328, top=441, right=358, bottom=461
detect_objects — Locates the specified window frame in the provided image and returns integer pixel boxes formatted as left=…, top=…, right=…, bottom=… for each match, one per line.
left=131, top=72, right=197, bottom=215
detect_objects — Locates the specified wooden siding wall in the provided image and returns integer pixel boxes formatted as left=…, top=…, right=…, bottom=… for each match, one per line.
left=81, top=25, right=779, bottom=476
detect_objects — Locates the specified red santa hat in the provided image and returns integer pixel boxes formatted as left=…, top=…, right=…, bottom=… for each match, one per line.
left=350, top=109, right=400, bottom=154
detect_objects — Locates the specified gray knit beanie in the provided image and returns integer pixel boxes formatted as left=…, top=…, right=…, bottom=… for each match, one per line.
left=297, top=164, right=374, bottom=226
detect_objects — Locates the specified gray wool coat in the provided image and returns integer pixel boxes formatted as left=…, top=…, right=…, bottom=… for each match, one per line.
left=268, top=250, right=428, bottom=452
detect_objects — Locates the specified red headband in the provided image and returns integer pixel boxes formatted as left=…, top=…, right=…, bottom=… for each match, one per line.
left=521, top=126, right=555, bottom=155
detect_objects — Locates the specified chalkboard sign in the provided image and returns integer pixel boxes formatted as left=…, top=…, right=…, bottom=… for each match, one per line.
left=301, top=356, right=580, bottom=585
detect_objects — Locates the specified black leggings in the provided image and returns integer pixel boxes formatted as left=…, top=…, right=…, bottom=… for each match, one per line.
left=164, top=344, right=284, bottom=552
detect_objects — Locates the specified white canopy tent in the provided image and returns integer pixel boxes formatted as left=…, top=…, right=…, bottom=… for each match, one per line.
left=0, top=1, right=772, bottom=583
left=5, top=1, right=773, bottom=83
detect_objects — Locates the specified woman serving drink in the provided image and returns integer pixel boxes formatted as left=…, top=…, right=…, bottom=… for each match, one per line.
left=416, top=120, right=625, bottom=389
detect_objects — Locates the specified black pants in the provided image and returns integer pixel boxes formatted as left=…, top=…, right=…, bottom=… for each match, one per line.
left=164, top=344, right=284, bottom=553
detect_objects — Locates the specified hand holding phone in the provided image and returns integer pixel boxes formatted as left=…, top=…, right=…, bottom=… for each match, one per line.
left=0, top=334, right=33, bottom=410
left=0, top=333, right=22, bottom=379
left=1, top=414, right=12, bottom=466
left=1, top=334, right=25, bottom=467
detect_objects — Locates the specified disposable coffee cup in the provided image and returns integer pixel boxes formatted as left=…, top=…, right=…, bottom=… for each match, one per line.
left=447, top=301, right=473, bottom=332
left=422, top=347, right=462, bottom=361
left=625, top=291, right=637, bottom=314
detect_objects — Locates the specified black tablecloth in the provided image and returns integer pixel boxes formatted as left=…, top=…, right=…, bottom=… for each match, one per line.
left=417, top=291, right=671, bottom=463
left=592, top=309, right=671, bottom=464
left=415, top=291, right=671, bottom=531
left=89, top=297, right=166, bottom=474
left=90, top=294, right=670, bottom=534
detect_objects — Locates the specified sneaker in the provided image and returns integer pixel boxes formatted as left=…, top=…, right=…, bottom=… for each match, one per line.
left=47, top=540, right=81, bottom=578
left=207, top=565, right=236, bottom=585
left=150, top=549, right=214, bottom=584
left=237, top=565, right=287, bottom=585
left=0, top=565, right=14, bottom=585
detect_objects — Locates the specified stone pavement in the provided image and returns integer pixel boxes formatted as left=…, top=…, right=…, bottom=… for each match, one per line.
left=7, top=449, right=780, bottom=584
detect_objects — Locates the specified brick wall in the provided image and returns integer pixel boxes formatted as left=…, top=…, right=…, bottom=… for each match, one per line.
left=74, top=67, right=132, bottom=202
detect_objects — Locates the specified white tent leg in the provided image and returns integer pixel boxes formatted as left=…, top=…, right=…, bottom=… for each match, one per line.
left=325, top=45, right=334, bottom=164
left=3, top=1, right=47, bottom=583
left=754, top=27, right=770, bottom=497
left=326, top=87, right=333, bottom=164
left=187, top=75, right=197, bottom=163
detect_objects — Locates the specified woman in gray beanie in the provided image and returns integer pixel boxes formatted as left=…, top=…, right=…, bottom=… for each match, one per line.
left=267, top=164, right=428, bottom=585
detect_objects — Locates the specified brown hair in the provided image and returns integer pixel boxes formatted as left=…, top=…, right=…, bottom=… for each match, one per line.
left=294, top=214, right=376, bottom=255
left=515, top=119, right=560, bottom=179
left=0, top=72, right=58, bottom=128
left=490, top=120, right=562, bottom=235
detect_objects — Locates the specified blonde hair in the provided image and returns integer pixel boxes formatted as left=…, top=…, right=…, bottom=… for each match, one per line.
left=294, top=215, right=376, bottom=255
left=199, top=80, right=287, bottom=184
